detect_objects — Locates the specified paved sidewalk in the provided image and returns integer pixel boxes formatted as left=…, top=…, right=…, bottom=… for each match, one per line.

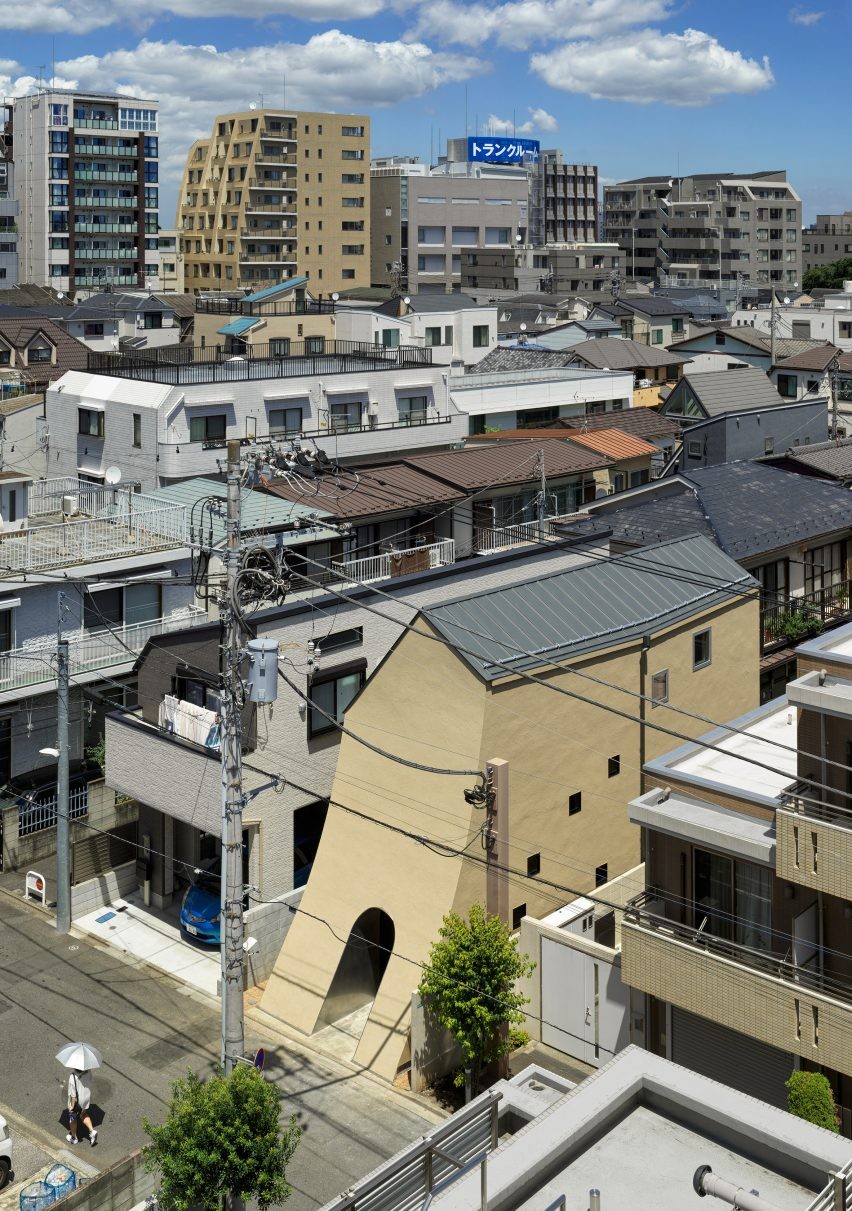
left=0, top=891, right=440, bottom=1210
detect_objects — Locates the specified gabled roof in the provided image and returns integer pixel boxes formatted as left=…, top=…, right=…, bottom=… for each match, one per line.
left=242, top=276, right=308, bottom=303
left=669, top=326, right=828, bottom=361
left=598, top=296, right=689, bottom=318
left=423, top=535, right=754, bottom=680
left=581, top=461, right=852, bottom=561
left=217, top=316, right=263, bottom=336
left=568, top=337, right=685, bottom=371
left=0, top=317, right=88, bottom=382
left=763, top=437, right=852, bottom=482
left=374, top=293, right=482, bottom=317
left=567, top=428, right=657, bottom=460
left=558, top=410, right=681, bottom=441
left=403, top=439, right=608, bottom=492
left=146, top=477, right=338, bottom=545
left=773, top=345, right=852, bottom=373
left=663, top=367, right=786, bottom=417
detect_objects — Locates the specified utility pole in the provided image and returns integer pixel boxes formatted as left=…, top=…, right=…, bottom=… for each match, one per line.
left=55, top=630, right=71, bottom=934
left=484, top=759, right=509, bottom=926
left=828, top=352, right=840, bottom=439
left=536, top=449, right=547, bottom=542
left=220, top=438, right=245, bottom=1077
left=770, top=289, right=776, bottom=369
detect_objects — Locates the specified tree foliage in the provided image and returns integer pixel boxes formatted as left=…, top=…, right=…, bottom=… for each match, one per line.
left=803, top=257, right=852, bottom=293
left=418, top=903, right=535, bottom=1092
left=785, top=1070, right=839, bottom=1133
left=143, top=1065, right=300, bottom=1211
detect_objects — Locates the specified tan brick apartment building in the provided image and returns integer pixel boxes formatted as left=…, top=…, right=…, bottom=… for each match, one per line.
left=176, top=109, right=370, bottom=294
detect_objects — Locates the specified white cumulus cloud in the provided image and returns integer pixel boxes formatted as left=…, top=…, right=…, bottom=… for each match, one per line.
left=42, top=32, right=482, bottom=219
left=485, top=106, right=558, bottom=135
left=406, top=0, right=673, bottom=49
left=531, top=27, right=774, bottom=105
left=0, top=0, right=388, bottom=33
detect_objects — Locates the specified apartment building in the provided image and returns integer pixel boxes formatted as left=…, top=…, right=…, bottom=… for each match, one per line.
left=0, top=113, right=18, bottom=288
left=802, top=211, right=852, bottom=274
left=620, top=619, right=852, bottom=1129
left=10, top=90, right=159, bottom=296
left=603, top=171, right=802, bottom=288
left=176, top=109, right=370, bottom=294
left=461, top=240, right=620, bottom=297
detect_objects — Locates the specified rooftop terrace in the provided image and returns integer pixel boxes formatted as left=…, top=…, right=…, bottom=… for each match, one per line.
left=85, top=339, right=432, bottom=385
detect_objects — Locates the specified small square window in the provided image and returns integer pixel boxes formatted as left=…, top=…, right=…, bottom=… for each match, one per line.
left=527, top=853, right=541, bottom=877
left=512, top=903, right=526, bottom=930
left=651, top=670, right=669, bottom=706
left=607, top=755, right=620, bottom=778
left=693, top=629, right=711, bottom=670
left=568, top=791, right=582, bottom=816
left=595, top=863, right=608, bottom=887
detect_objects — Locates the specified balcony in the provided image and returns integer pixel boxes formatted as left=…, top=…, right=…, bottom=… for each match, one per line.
left=249, top=177, right=296, bottom=190
left=74, top=222, right=138, bottom=235
left=1, top=478, right=186, bottom=577
left=74, top=247, right=138, bottom=260
left=761, top=580, right=852, bottom=651
left=75, top=196, right=137, bottom=209
left=776, top=783, right=852, bottom=900
left=74, top=169, right=138, bottom=184
left=240, top=227, right=296, bottom=238
left=332, top=539, right=455, bottom=585
left=0, top=607, right=207, bottom=701
left=74, top=144, right=137, bottom=158
left=243, top=203, right=297, bottom=215
left=254, top=152, right=297, bottom=166
left=238, top=251, right=297, bottom=263
left=73, top=274, right=140, bottom=287
left=622, top=892, right=852, bottom=1076
left=195, top=296, right=333, bottom=317
left=74, top=118, right=119, bottom=130
left=474, top=513, right=581, bottom=554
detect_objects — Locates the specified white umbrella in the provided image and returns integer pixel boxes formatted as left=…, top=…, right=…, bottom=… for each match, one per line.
left=55, top=1042, right=102, bottom=1070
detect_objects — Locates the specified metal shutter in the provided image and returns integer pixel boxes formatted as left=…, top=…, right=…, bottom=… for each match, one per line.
left=72, top=822, right=136, bottom=885
left=671, top=1007, right=792, bottom=1109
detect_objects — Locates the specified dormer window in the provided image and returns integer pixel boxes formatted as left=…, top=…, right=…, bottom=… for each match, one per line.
left=27, top=341, right=53, bottom=364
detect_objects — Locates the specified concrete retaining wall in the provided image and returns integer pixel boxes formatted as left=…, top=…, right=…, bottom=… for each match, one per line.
left=53, top=1150, right=156, bottom=1211
left=71, top=861, right=136, bottom=917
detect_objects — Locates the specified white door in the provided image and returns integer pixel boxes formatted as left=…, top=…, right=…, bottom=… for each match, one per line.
left=540, top=939, right=629, bottom=1067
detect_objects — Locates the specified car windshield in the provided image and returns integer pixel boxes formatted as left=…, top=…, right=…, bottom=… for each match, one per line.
left=194, top=873, right=220, bottom=896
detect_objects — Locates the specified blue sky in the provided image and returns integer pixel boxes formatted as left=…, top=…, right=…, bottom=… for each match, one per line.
left=1, top=0, right=847, bottom=225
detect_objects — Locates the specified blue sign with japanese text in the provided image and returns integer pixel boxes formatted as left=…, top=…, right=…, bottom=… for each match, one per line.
left=467, top=137, right=540, bottom=164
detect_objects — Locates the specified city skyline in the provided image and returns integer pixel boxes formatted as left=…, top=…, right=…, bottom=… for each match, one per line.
left=1, top=0, right=847, bottom=229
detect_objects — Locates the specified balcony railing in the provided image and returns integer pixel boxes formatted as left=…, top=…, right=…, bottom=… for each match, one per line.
left=74, top=144, right=138, bottom=157
left=195, top=296, right=333, bottom=316
left=74, top=247, right=137, bottom=260
left=332, top=539, right=455, bottom=585
left=73, top=274, right=140, bottom=287
left=239, top=227, right=296, bottom=238
left=74, top=222, right=138, bottom=234
left=624, top=890, right=852, bottom=1005
left=86, top=340, right=433, bottom=385
left=74, top=118, right=119, bottom=130
left=0, top=607, right=207, bottom=695
left=238, top=251, right=296, bottom=263
left=761, top=579, right=852, bottom=650
left=75, top=169, right=138, bottom=183
left=75, top=196, right=136, bottom=209
left=475, top=513, right=581, bottom=554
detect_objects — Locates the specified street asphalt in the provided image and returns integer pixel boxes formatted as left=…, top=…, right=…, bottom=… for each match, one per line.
left=0, top=891, right=441, bottom=1209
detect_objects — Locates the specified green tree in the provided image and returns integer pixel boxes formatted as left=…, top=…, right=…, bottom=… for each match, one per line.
left=785, top=1070, right=839, bottom=1133
left=803, top=257, right=852, bottom=293
left=143, top=1065, right=301, bottom=1211
left=418, top=903, right=535, bottom=1095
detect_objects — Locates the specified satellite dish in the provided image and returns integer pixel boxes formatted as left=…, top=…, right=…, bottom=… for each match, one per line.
left=249, top=102, right=257, bottom=111
left=520, top=323, right=527, bottom=331
left=105, top=466, right=122, bottom=485
left=403, top=296, right=411, bottom=305
left=783, top=297, right=791, bottom=305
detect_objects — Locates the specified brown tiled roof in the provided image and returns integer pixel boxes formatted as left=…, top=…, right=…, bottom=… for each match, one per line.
left=567, top=429, right=657, bottom=460
left=773, top=345, right=852, bottom=373
left=0, top=317, right=88, bottom=383
left=261, top=462, right=464, bottom=520
left=403, top=440, right=608, bottom=492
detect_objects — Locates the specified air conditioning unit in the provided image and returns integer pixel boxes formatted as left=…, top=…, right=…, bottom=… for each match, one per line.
left=367, top=401, right=380, bottom=417
left=61, top=494, right=77, bottom=518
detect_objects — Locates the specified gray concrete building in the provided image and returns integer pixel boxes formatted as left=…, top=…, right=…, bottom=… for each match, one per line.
left=461, top=241, right=621, bottom=298
left=10, top=89, right=159, bottom=296
left=603, top=170, right=802, bottom=289
left=802, top=211, right=852, bottom=275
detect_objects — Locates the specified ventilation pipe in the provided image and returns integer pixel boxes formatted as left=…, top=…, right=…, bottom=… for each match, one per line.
left=693, top=1166, right=783, bottom=1211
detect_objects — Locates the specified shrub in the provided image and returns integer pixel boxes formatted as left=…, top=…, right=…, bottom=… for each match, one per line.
left=786, top=1070, right=839, bottom=1133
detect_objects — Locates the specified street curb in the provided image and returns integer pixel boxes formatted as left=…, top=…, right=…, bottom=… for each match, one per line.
left=245, top=1004, right=447, bottom=1125
left=0, top=1098, right=101, bottom=1175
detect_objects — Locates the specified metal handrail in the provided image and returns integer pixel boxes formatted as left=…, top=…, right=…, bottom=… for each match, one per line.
left=421, top=1149, right=488, bottom=1210
left=624, top=892, right=852, bottom=1005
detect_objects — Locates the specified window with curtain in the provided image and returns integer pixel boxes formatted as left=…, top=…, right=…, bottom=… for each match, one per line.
left=805, top=542, right=846, bottom=595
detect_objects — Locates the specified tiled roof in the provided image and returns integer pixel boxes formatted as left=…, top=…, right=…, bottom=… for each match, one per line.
left=773, top=345, right=852, bottom=373
left=568, top=337, right=685, bottom=371
left=567, top=428, right=657, bottom=460
left=664, top=367, right=786, bottom=417
left=473, top=347, right=576, bottom=373
left=0, top=317, right=88, bottom=383
left=558, top=410, right=681, bottom=440
left=765, top=437, right=852, bottom=481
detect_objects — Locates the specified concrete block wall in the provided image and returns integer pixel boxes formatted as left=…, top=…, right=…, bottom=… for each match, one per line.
left=72, top=861, right=136, bottom=917
left=53, top=1150, right=156, bottom=1211
left=243, top=887, right=304, bottom=986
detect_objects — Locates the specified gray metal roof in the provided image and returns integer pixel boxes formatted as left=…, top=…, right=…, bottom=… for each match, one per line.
left=474, top=347, right=576, bottom=373
left=767, top=436, right=852, bottom=480
left=423, top=535, right=753, bottom=680
left=664, top=367, right=786, bottom=417
left=146, top=477, right=337, bottom=546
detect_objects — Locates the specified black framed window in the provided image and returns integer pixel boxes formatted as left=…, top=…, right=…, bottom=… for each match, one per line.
left=78, top=408, right=104, bottom=438
left=568, top=791, right=582, bottom=815
left=268, top=405, right=302, bottom=436
left=693, top=629, right=711, bottom=670
left=607, top=755, right=620, bottom=778
left=651, top=669, right=669, bottom=706
left=308, top=661, right=366, bottom=739
left=189, top=414, right=226, bottom=442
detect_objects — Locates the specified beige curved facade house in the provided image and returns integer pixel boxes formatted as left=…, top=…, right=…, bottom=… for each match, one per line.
left=176, top=109, right=369, bottom=295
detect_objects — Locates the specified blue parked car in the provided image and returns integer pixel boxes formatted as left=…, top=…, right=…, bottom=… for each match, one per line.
left=180, top=866, right=221, bottom=944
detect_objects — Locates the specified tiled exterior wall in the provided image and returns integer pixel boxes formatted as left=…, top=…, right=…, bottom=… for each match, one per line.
left=776, top=808, right=852, bottom=901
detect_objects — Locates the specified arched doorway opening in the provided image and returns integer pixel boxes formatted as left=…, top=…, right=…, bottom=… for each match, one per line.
left=318, top=907, right=395, bottom=1030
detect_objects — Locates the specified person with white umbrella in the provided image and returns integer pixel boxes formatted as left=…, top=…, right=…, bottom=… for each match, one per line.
left=56, top=1043, right=101, bottom=1147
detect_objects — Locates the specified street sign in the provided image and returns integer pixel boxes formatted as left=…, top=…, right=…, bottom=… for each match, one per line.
left=467, top=137, right=540, bottom=164
left=254, top=1047, right=265, bottom=1071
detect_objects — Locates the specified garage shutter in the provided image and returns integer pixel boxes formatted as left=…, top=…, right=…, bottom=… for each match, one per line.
left=671, top=1007, right=792, bottom=1109
left=72, top=821, right=136, bottom=885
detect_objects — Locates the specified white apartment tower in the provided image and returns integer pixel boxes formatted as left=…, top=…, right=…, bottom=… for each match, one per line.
left=12, top=90, right=159, bottom=296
